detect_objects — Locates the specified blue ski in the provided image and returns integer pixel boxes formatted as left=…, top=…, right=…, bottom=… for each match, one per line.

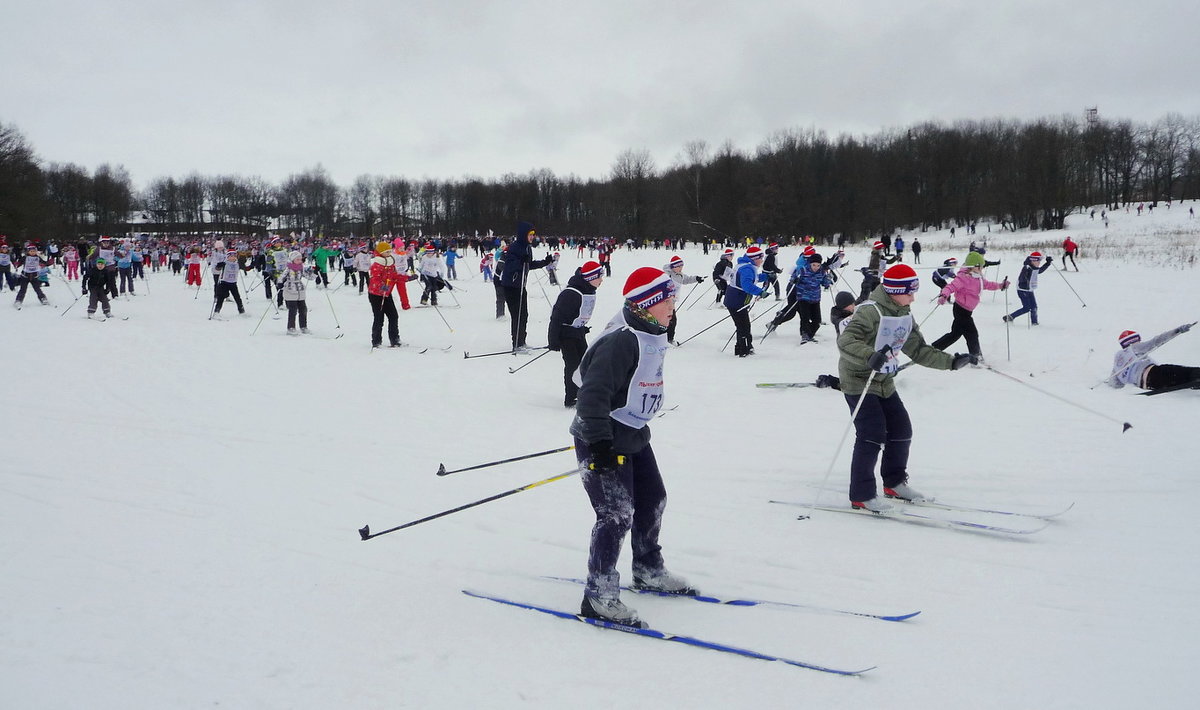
left=540, top=576, right=919, bottom=622
left=463, top=590, right=875, bottom=676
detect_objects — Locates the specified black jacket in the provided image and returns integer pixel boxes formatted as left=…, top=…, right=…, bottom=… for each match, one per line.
left=548, top=272, right=596, bottom=349
left=569, top=306, right=667, bottom=454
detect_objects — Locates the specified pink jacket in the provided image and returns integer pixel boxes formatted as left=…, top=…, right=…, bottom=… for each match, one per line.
left=939, top=268, right=1004, bottom=311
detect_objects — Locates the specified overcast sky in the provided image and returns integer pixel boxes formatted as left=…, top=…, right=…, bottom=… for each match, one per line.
left=4, top=0, right=1199, bottom=189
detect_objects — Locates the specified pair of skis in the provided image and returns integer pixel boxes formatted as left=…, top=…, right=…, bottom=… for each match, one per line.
left=464, top=573, right=911, bottom=675
left=772, top=497, right=1071, bottom=535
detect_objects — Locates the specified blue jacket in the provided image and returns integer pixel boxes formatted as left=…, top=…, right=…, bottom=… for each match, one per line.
left=722, top=256, right=768, bottom=308
left=791, top=258, right=832, bottom=302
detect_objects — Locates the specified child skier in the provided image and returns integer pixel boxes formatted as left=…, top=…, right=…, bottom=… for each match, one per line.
left=570, top=266, right=695, bottom=628
left=13, top=244, right=49, bottom=307
left=1107, top=324, right=1198, bottom=391
left=837, top=263, right=977, bottom=511
left=931, top=251, right=1008, bottom=360
left=830, top=291, right=856, bottom=335
left=278, top=250, right=312, bottom=334
left=766, top=251, right=832, bottom=342
left=724, top=246, right=770, bottom=357
left=711, top=247, right=734, bottom=304
left=86, top=259, right=114, bottom=319
left=548, top=260, right=605, bottom=407
left=931, top=257, right=958, bottom=289
left=1003, top=251, right=1053, bottom=325
left=663, top=255, right=704, bottom=344
left=418, top=244, right=448, bottom=306
left=368, top=241, right=416, bottom=347
left=212, top=249, right=246, bottom=318
left=0, top=244, right=13, bottom=291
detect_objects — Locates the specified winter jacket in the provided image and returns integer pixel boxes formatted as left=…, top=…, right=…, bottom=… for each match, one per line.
left=1016, top=257, right=1051, bottom=291
left=791, top=259, right=832, bottom=302
left=712, top=257, right=733, bottom=284
left=1107, top=326, right=1189, bottom=388
left=722, top=256, right=768, bottom=308
left=419, top=253, right=444, bottom=278
left=86, top=267, right=110, bottom=292
left=548, top=272, right=597, bottom=349
left=938, top=268, right=1003, bottom=311
left=498, top=233, right=552, bottom=289
left=837, top=285, right=953, bottom=398
left=664, top=263, right=701, bottom=287
left=278, top=267, right=310, bottom=302
left=311, top=246, right=337, bottom=273
left=368, top=254, right=417, bottom=297
left=931, top=266, right=956, bottom=290
left=569, top=305, right=669, bottom=455
left=353, top=252, right=371, bottom=272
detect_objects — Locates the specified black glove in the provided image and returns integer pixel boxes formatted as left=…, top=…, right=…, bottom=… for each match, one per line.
left=866, top=345, right=892, bottom=373
left=1177, top=323, right=1193, bottom=334
left=951, top=353, right=979, bottom=370
left=696, top=276, right=706, bottom=283
left=1044, top=256, right=1053, bottom=264
left=587, top=440, right=620, bottom=474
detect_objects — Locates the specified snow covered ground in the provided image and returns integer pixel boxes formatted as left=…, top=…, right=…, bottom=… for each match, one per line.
left=3, top=203, right=1199, bottom=709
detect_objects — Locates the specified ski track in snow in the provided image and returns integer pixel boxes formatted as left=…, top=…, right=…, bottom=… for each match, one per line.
left=2, top=205, right=1199, bottom=708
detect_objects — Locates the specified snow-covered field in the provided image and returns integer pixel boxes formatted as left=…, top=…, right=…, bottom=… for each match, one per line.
left=3, top=204, right=1199, bottom=709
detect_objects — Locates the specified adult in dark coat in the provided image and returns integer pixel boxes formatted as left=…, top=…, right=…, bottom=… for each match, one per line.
left=499, top=221, right=552, bottom=350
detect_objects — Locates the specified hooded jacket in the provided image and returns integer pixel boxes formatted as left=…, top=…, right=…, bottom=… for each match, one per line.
left=498, top=222, right=552, bottom=289
left=938, top=267, right=1004, bottom=311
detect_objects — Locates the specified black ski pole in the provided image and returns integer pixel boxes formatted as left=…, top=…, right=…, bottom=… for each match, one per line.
left=508, top=348, right=550, bottom=373
left=359, top=466, right=583, bottom=540
left=431, top=303, right=454, bottom=333
left=464, top=346, right=548, bottom=360
left=674, top=280, right=702, bottom=310
left=676, top=311, right=733, bottom=346
left=437, top=445, right=575, bottom=476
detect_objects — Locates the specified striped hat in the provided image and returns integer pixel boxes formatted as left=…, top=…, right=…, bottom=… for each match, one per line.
left=745, top=246, right=764, bottom=259
left=580, top=261, right=604, bottom=281
left=882, top=264, right=920, bottom=295
left=872, top=240, right=884, bottom=250
left=623, top=267, right=674, bottom=308
left=721, top=247, right=735, bottom=258
left=1029, top=251, right=1043, bottom=259
left=669, top=255, right=684, bottom=268
left=802, top=245, right=816, bottom=257
left=768, top=242, right=779, bottom=251
left=1118, top=330, right=1141, bottom=348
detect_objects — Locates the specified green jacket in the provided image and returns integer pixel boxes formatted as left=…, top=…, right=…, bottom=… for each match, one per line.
left=836, top=286, right=953, bottom=397
left=311, top=246, right=337, bottom=273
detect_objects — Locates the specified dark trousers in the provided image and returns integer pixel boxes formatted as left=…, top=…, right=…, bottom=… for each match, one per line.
left=105, top=269, right=118, bottom=298
left=0, top=265, right=13, bottom=291
left=666, top=312, right=678, bottom=343
left=14, top=275, right=46, bottom=303
left=503, top=286, right=529, bottom=347
left=368, top=293, right=399, bottom=346
left=358, top=272, right=369, bottom=294
left=214, top=282, right=244, bottom=313
left=1007, top=290, right=1038, bottom=324
left=1146, top=365, right=1200, bottom=390
left=315, top=270, right=329, bottom=287
left=171, top=259, right=182, bottom=274
left=845, top=391, right=913, bottom=502
left=118, top=268, right=134, bottom=293
left=87, top=290, right=111, bottom=315
left=286, top=300, right=308, bottom=329
left=1062, top=252, right=1077, bottom=271
left=797, top=300, right=821, bottom=339
left=561, top=338, right=586, bottom=405
left=344, top=268, right=356, bottom=285
left=493, top=279, right=506, bottom=317
left=263, top=274, right=275, bottom=300
left=728, top=305, right=753, bottom=356
left=857, top=274, right=879, bottom=303
left=574, top=439, right=667, bottom=601
left=932, top=303, right=981, bottom=356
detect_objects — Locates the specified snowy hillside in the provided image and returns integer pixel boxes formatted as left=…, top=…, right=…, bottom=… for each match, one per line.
left=3, top=203, right=1199, bottom=709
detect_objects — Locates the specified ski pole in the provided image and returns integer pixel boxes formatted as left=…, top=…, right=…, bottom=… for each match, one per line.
left=804, top=365, right=883, bottom=514
left=982, top=364, right=1131, bottom=432
left=359, top=466, right=583, bottom=540
left=508, top=348, right=550, bottom=374
left=676, top=311, right=733, bottom=346
left=1053, top=268, right=1087, bottom=307
left=685, top=283, right=717, bottom=311
left=722, top=297, right=771, bottom=352
left=57, top=275, right=83, bottom=316
left=676, top=278, right=700, bottom=309
left=464, top=346, right=548, bottom=360
left=438, top=445, right=575, bottom=476
left=324, top=286, right=341, bottom=329
left=251, top=300, right=273, bottom=335
left=431, top=303, right=454, bottom=333
left=1003, top=276, right=1011, bottom=362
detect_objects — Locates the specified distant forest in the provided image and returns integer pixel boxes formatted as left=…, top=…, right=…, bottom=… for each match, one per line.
left=1, top=113, right=1198, bottom=243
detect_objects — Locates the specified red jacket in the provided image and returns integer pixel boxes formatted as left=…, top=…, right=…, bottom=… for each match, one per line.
left=368, top=254, right=416, bottom=296
left=1063, top=238, right=1078, bottom=254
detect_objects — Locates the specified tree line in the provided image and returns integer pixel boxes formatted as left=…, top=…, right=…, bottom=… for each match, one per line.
left=2, top=112, right=1197, bottom=244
